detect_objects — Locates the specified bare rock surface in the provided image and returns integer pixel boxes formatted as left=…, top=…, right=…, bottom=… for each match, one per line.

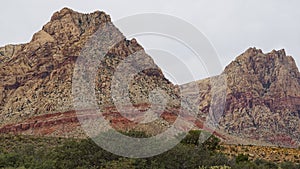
left=195, top=47, right=300, bottom=147
left=0, top=8, right=179, bottom=138
left=1, top=8, right=300, bottom=148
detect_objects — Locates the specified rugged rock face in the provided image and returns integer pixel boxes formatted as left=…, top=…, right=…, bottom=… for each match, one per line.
left=1, top=8, right=300, bottom=147
left=197, top=47, right=300, bottom=147
left=0, top=8, right=179, bottom=137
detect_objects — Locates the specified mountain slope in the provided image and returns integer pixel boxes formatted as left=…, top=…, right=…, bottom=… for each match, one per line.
left=0, top=8, right=300, bottom=148
left=0, top=8, right=179, bottom=137
left=196, top=47, right=300, bottom=147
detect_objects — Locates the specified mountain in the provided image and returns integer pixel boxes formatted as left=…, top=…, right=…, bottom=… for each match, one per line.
left=0, top=8, right=299, bottom=147
left=0, top=8, right=179, bottom=137
left=195, top=47, right=300, bottom=147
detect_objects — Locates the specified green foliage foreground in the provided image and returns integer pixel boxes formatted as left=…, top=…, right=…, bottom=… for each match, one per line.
left=0, top=131, right=299, bottom=169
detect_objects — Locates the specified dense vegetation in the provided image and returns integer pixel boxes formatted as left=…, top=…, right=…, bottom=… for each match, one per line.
left=0, top=131, right=299, bottom=169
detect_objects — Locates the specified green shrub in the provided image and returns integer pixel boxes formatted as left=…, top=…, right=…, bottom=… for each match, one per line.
left=236, top=154, right=249, bottom=163
left=180, top=130, right=221, bottom=151
left=181, top=130, right=202, bottom=145
left=0, top=132, right=296, bottom=169
left=254, top=159, right=277, bottom=169
left=280, top=161, right=299, bottom=169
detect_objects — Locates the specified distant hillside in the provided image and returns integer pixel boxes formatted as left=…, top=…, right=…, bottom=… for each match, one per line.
left=195, top=48, right=300, bottom=147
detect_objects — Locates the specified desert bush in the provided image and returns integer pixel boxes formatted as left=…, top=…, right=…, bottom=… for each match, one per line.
left=236, top=154, right=249, bottom=163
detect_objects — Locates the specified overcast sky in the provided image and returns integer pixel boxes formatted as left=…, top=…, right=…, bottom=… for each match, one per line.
left=1, top=0, right=299, bottom=84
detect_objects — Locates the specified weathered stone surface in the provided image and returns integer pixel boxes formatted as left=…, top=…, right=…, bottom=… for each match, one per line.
left=195, top=47, right=300, bottom=147
left=1, top=8, right=300, bottom=148
left=0, top=8, right=179, bottom=137
left=0, top=44, right=23, bottom=63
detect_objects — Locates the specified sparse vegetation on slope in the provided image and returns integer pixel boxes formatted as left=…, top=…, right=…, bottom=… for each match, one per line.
left=0, top=130, right=299, bottom=169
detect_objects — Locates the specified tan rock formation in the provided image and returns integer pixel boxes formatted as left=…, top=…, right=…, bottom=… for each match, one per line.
left=195, top=47, right=300, bottom=147
left=0, top=8, right=179, bottom=137
left=1, top=8, right=299, bottom=148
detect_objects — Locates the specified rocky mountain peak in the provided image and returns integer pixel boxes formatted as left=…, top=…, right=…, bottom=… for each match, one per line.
left=223, top=48, right=300, bottom=101
left=1, top=8, right=300, bottom=147
left=245, top=47, right=263, bottom=55
left=216, top=48, right=300, bottom=147
left=226, top=48, right=295, bottom=72
left=50, top=7, right=76, bottom=21
left=38, top=8, right=111, bottom=47
left=0, top=8, right=178, bottom=137
left=49, top=7, right=111, bottom=25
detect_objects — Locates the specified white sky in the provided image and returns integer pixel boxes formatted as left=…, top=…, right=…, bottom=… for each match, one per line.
left=1, top=0, right=299, bottom=84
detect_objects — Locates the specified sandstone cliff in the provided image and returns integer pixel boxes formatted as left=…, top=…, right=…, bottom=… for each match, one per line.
left=196, top=47, right=300, bottom=147
left=1, top=8, right=300, bottom=148
left=0, top=8, right=179, bottom=137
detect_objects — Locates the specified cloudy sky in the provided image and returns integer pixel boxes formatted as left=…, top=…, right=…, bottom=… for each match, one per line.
left=1, top=0, right=299, bottom=84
